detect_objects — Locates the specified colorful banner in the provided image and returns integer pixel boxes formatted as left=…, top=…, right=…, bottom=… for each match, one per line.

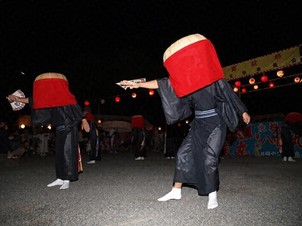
left=224, top=121, right=302, bottom=158
left=223, top=45, right=302, bottom=80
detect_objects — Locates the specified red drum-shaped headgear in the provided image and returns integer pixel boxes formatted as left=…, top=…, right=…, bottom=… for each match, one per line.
left=131, top=115, right=144, bottom=128
left=33, top=72, right=77, bottom=109
left=163, top=34, right=224, bottom=97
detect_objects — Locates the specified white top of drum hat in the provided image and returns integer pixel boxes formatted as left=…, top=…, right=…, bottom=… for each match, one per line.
left=163, top=34, right=207, bottom=62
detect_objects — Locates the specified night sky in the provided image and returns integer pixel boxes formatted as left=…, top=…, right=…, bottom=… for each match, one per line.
left=1, top=0, right=301, bottom=126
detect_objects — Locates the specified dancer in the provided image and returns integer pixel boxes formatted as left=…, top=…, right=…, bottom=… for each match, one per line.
left=120, top=34, right=250, bottom=209
left=7, top=72, right=90, bottom=189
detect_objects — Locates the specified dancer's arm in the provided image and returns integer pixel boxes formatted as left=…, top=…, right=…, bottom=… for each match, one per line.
left=6, top=94, right=29, bottom=104
left=120, top=80, right=159, bottom=89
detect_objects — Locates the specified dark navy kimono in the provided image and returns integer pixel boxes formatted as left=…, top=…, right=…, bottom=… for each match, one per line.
left=30, top=98, right=83, bottom=181
left=157, top=78, right=248, bottom=195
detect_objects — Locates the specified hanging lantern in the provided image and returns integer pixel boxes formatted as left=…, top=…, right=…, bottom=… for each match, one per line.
left=276, top=70, right=284, bottom=77
left=241, top=88, right=247, bottom=93
left=253, top=85, right=258, bottom=90
left=114, top=96, right=121, bottom=103
left=261, top=75, right=268, bottom=83
left=294, top=77, right=301, bottom=83
left=234, top=80, right=241, bottom=87
left=149, top=89, right=155, bottom=96
left=84, top=100, right=90, bottom=106
left=269, top=82, right=275, bottom=88
left=131, top=92, right=137, bottom=98
left=233, top=87, right=239, bottom=92
left=249, top=78, right=255, bottom=85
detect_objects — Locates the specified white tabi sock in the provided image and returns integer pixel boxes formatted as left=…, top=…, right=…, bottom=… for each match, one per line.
left=158, top=187, right=181, bottom=201
left=47, top=179, right=63, bottom=187
left=207, top=191, right=218, bottom=209
left=59, top=180, right=70, bottom=190
left=288, top=157, right=296, bottom=162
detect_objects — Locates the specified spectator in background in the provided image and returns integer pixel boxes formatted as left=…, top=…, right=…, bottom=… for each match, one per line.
left=0, top=118, right=14, bottom=159
left=112, top=129, right=121, bottom=153
left=85, top=111, right=101, bottom=164
left=131, top=127, right=146, bottom=160
left=280, top=123, right=296, bottom=162
left=8, top=130, right=27, bottom=159
left=152, top=129, right=162, bottom=152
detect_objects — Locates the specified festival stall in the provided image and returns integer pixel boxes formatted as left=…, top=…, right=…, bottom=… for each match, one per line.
left=224, top=119, right=302, bottom=158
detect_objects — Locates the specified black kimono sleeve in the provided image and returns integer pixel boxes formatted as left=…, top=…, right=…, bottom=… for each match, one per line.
left=213, top=79, right=248, bottom=132
left=157, top=78, right=192, bottom=125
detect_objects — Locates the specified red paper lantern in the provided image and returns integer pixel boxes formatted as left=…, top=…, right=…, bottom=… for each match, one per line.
left=249, top=78, right=255, bottom=85
left=149, top=89, right=155, bottom=96
left=241, top=88, right=247, bottom=93
left=132, top=92, right=137, bottom=98
left=276, top=70, right=284, bottom=77
left=84, top=100, right=90, bottom=106
left=269, top=82, right=275, bottom=88
left=261, top=75, right=268, bottom=83
left=294, top=77, right=301, bottom=83
left=114, top=96, right=121, bottom=103
left=234, top=80, right=241, bottom=87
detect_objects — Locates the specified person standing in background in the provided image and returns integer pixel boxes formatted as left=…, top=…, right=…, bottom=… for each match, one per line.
left=0, top=118, right=14, bottom=159
left=280, top=123, right=296, bottom=162
left=85, top=111, right=101, bottom=164
left=131, top=115, right=146, bottom=160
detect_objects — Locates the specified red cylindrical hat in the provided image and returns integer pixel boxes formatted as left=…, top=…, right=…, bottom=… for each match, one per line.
left=85, top=112, right=95, bottom=122
left=131, top=115, right=144, bottom=128
left=163, top=34, right=224, bottom=97
left=285, top=112, right=302, bottom=122
left=33, top=73, right=77, bottom=109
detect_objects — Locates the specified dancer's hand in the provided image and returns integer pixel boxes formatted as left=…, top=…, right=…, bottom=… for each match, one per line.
left=81, top=118, right=90, bottom=132
left=242, top=112, right=251, bottom=124
left=6, top=94, right=18, bottom=103
left=119, top=80, right=140, bottom=90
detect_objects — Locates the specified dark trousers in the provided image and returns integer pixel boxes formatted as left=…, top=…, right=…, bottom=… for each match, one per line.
left=88, top=135, right=98, bottom=161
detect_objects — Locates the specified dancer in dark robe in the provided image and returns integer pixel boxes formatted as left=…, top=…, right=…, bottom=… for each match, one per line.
left=131, top=115, right=146, bottom=160
left=85, top=111, right=100, bottom=164
left=7, top=72, right=90, bottom=189
left=119, top=34, right=251, bottom=209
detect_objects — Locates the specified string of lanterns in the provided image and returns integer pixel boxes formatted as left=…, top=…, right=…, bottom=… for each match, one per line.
left=232, top=71, right=302, bottom=94
left=114, top=89, right=155, bottom=103
left=84, top=88, right=155, bottom=106
left=84, top=69, right=301, bottom=106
